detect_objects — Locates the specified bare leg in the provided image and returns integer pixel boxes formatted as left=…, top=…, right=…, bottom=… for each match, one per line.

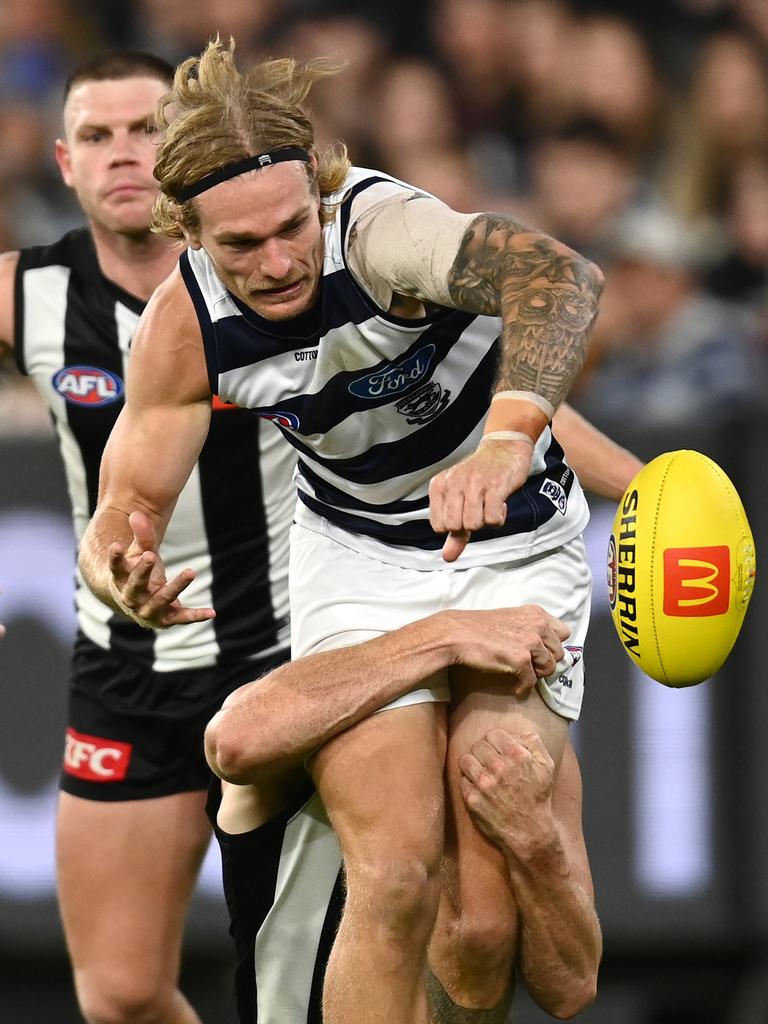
left=57, top=791, right=211, bottom=1024
left=310, top=701, right=447, bottom=1024
left=429, top=671, right=568, bottom=1014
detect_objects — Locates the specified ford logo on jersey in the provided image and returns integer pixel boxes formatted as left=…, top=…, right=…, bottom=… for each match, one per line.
left=52, top=366, right=123, bottom=406
left=348, top=343, right=437, bottom=400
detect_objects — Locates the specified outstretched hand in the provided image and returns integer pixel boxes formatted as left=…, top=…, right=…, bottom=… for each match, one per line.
left=107, top=510, right=215, bottom=629
left=428, top=437, right=534, bottom=562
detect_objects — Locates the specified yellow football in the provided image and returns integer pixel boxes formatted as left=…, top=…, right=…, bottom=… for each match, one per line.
left=607, top=450, right=756, bottom=686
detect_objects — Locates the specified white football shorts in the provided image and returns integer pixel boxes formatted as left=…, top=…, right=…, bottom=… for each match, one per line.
left=289, top=523, right=592, bottom=721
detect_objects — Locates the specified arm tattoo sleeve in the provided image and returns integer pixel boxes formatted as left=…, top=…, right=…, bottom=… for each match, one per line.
left=446, top=213, right=603, bottom=409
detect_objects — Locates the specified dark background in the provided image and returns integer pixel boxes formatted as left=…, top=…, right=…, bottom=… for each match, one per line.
left=1, top=419, right=766, bottom=1023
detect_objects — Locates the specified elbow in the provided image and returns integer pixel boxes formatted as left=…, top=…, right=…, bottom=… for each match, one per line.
left=551, top=980, right=598, bottom=1020
left=204, top=711, right=267, bottom=784
left=537, top=973, right=599, bottom=1020
left=578, top=255, right=605, bottom=312
left=586, top=257, right=604, bottom=293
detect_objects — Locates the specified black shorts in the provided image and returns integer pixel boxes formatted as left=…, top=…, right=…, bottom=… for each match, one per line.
left=60, top=631, right=289, bottom=801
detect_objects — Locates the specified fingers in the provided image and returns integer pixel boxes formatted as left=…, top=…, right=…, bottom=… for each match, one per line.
left=111, top=557, right=214, bottom=629
left=485, top=727, right=554, bottom=771
left=429, top=442, right=532, bottom=556
left=442, top=530, right=470, bottom=563
left=461, top=728, right=553, bottom=780
left=128, top=509, right=158, bottom=553
left=136, top=569, right=212, bottom=624
left=119, top=550, right=158, bottom=605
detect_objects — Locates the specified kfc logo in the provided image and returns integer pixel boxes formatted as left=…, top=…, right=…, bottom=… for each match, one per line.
left=63, top=728, right=132, bottom=781
left=663, top=545, right=730, bottom=617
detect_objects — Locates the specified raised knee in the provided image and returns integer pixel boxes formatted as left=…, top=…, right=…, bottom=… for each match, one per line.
left=75, top=966, right=175, bottom=1024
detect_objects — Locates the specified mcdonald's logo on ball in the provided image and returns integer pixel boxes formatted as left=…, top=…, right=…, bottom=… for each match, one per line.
left=663, top=546, right=730, bottom=617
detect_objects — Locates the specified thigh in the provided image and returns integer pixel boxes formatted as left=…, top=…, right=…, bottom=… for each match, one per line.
left=309, top=701, right=448, bottom=867
left=57, top=790, right=211, bottom=982
left=441, top=683, right=570, bottom=924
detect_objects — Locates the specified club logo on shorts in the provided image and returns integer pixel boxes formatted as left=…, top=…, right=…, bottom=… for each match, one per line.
left=540, top=478, right=568, bottom=515
left=53, top=366, right=123, bottom=406
left=565, top=645, right=583, bottom=666
left=63, top=728, right=133, bottom=782
left=663, top=545, right=730, bottom=617
left=257, top=410, right=301, bottom=430
left=348, top=343, right=437, bottom=400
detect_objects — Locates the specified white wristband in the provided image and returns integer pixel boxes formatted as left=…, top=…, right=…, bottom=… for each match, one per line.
left=491, top=390, right=555, bottom=421
left=479, top=431, right=535, bottom=447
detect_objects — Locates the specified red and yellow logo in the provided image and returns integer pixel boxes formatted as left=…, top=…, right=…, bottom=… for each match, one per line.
left=663, top=546, right=730, bottom=617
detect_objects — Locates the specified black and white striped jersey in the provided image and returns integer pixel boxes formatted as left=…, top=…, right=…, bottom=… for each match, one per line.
left=181, top=168, right=589, bottom=571
left=14, top=228, right=294, bottom=671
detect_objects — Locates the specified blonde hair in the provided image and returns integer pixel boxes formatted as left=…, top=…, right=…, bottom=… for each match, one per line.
left=152, top=38, right=351, bottom=238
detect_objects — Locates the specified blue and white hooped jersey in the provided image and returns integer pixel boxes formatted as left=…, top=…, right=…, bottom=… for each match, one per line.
left=181, top=167, right=590, bottom=570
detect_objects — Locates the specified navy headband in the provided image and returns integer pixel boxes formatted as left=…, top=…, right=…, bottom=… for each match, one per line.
left=173, top=146, right=311, bottom=203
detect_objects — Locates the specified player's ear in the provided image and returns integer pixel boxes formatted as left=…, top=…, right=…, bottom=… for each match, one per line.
left=54, top=139, right=74, bottom=187
left=178, top=221, right=202, bottom=249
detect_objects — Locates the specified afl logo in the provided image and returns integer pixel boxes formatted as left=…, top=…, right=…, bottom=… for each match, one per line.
left=258, top=410, right=301, bottom=430
left=53, top=366, right=123, bottom=406
left=607, top=534, right=618, bottom=610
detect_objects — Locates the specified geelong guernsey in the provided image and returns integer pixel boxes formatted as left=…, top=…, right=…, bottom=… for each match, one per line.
left=15, top=228, right=293, bottom=670
left=181, top=168, right=590, bottom=570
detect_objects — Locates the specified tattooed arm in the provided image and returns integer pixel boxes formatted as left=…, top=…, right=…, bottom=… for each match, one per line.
left=446, top=214, right=603, bottom=416
left=436, top=214, right=602, bottom=559
left=347, top=193, right=603, bottom=560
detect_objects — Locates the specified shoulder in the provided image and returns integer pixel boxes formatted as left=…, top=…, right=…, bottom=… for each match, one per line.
left=0, top=250, right=21, bottom=350
left=129, top=265, right=208, bottom=401
left=136, top=263, right=200, bottom=340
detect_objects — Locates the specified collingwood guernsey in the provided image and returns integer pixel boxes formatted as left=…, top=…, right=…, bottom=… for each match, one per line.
left=15, top=228, right=293, bottom=670
left=181, top=168, right=590, bottom=570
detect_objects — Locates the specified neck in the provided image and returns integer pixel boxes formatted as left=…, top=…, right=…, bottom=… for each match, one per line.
left=89, top=221, right=181, bottom=302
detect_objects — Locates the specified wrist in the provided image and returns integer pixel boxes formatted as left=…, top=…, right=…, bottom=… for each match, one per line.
left=504, top=819, right=565, bottom=871
left=479, top=430, right=534, bottom=447
left=484, top=393, right=550, bottom=444
left=428, top=609, right=466, bottom=667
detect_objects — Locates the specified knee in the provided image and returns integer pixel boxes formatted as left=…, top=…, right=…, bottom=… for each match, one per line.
left=348, top=852, right=442, bottom=940
left=74, top=966, right=176, bottom=1024
left=449, top=900, right=518, bottom=977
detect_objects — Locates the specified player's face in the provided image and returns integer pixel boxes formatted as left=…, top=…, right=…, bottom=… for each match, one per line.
left=190, top=161, right=324, bottom=321
left=56, top=77, right=167, bottom=237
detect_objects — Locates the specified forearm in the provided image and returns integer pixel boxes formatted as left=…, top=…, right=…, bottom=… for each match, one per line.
left=553, top=403, right=643, bottom=501
left=505, top=828, right=602, bottom=1018
left=448, top=215, right=603, bottom=442
left=206, top=612, right=459, bottom=784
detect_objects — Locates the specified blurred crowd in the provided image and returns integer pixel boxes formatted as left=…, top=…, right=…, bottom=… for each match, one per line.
left=2, top=0, right=768, bottom=435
